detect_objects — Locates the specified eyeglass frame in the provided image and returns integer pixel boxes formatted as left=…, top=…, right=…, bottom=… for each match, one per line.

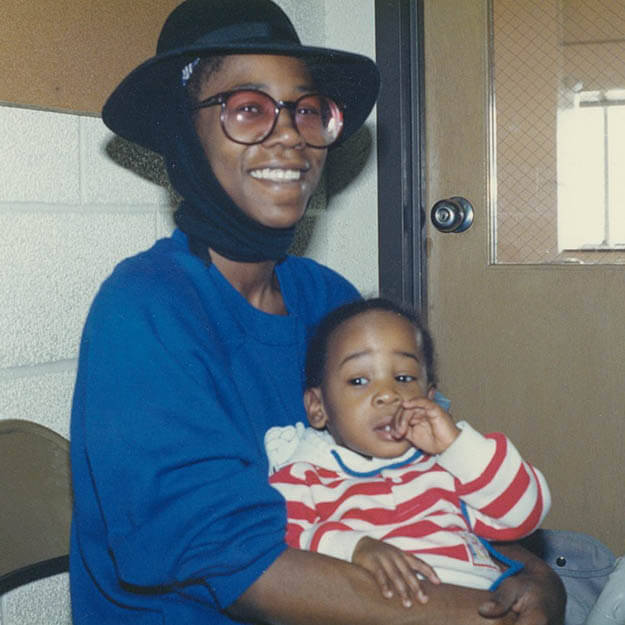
left=189, top=89, right=345, bottom=149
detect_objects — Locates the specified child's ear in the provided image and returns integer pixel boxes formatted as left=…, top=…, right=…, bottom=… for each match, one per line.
left=427, top=385, right=437, bottom=400
left=304, top=388, right=328, bottom=430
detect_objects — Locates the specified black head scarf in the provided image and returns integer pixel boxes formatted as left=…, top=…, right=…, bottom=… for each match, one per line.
left=168, top=86, right=298, bottom=263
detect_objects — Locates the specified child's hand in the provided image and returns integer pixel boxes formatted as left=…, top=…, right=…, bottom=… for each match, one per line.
left=391, top=396, right=460, bottom=455
left=352, top=537, right=440, bottom=607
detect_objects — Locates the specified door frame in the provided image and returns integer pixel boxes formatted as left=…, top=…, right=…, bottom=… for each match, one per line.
left=375, top=0, right=427, bottom=315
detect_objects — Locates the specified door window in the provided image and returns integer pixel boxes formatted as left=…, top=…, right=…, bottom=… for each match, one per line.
left=492, top=0, right=625, bottom=264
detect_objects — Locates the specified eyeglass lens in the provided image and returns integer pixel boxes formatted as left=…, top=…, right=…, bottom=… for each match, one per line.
left=222, top=91, right=343, bottom=147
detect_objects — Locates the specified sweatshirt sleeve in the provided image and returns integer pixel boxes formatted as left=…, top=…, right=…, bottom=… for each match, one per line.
left=73, top=273, right=287, bottom=609
left=436, top=421, right=551, bottom=541
left=269, top=464, right=368, bottom=562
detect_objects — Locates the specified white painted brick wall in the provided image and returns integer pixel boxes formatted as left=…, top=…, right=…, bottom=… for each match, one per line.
left=323, top=0, right=379, bottom=296
left=0, top=108, right=81, bottom=204
left=2, top=574, right=72, bottom=625
left=0, top=3, right=377, bottom=622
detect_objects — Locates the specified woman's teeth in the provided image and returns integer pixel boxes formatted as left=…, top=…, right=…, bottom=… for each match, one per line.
left=250, top=168, right=301, bottom=181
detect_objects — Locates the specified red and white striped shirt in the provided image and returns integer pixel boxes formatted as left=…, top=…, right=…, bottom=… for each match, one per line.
left=265, top=421, right=551, bottom=589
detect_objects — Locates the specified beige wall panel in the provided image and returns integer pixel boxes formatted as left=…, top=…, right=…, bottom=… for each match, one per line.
left=1, top=1, right=180, bottom=113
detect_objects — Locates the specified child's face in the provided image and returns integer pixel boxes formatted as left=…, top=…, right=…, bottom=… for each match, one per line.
left=306, top=310, right=430, bottom=458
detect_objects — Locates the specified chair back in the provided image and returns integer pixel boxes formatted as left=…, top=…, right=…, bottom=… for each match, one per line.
left=0, top=419, right=71, bottom=593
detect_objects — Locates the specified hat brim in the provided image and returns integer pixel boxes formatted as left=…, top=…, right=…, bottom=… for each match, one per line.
left=102, top=42, right=380, bottom=154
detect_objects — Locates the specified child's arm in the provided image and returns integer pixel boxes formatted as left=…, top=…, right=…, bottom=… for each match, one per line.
left=441, top=427, right=551, bottom=541
left=352, top=536, right=440, bottom=607
left=269, top=464, right=439, bottom=606
left=391, top=399, right=551, bottom=540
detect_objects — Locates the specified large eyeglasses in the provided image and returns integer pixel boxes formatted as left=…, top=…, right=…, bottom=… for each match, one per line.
left=190, top=89, right=344, bottom=148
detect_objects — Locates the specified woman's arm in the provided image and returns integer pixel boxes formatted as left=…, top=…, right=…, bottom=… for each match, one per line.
left=228, top=547, right=517, bottom=625
left=230, top=544, right=566, bottom=625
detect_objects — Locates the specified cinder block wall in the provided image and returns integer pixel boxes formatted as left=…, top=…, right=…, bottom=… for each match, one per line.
left=0, top=2, right=376, bottom=623
left=0, top=109, right=174, bottom=440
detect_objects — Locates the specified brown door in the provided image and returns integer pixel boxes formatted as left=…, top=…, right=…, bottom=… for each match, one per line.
left=424, top=0, right=625, bottom=554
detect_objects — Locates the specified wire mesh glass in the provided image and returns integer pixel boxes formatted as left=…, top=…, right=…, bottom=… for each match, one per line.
left=491, top=0, right=625, bottom=264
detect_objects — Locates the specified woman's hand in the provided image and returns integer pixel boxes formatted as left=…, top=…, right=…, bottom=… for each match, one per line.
left=391, top=396, right=461, bottom=455
left=352, top=537, right=440, bottom=607
left=478, top=542, right=566, bottom=625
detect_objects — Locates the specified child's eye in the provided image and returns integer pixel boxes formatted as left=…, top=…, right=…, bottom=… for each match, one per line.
left=348, top=377, right=368, bottom=386
left=396, top=374, right=417, bottom=383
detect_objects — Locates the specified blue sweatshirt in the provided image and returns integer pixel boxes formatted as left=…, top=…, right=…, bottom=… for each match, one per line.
left=70, top=229, right=359, bottom=624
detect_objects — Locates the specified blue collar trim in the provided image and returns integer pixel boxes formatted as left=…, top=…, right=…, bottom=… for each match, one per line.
left=330, top=448, right=423, bottom=478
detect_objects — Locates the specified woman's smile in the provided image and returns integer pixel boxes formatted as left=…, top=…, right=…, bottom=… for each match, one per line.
left=249, top=167, right=306, bottom=182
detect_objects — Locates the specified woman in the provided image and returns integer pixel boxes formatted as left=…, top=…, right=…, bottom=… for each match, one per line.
left=70, top=1, right=565, bottom=623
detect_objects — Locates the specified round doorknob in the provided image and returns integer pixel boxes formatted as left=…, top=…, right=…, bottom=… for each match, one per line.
left=430, top=196, right=474, bottom=233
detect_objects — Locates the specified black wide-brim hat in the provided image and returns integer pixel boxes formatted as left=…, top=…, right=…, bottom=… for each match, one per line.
left=102, top=0, right=380, bottom=154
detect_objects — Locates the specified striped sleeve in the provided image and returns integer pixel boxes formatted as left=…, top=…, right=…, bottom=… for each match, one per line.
left=437, top=421, right=551, bottom=541
left=269, top=463, right=369, bottom=562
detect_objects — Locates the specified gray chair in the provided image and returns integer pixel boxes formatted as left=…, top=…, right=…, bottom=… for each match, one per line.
left=0, top=419, right=71, bottom=594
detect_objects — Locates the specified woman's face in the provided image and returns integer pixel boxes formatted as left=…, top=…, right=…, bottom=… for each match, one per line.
left=193, top=54, right=327, bottom=229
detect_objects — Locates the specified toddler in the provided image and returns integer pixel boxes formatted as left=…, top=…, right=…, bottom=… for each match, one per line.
left=265, top=298, right=551, bottom=607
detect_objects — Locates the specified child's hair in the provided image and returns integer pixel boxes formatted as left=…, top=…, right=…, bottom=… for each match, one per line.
left=305, top=297, right=436, bottom=389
